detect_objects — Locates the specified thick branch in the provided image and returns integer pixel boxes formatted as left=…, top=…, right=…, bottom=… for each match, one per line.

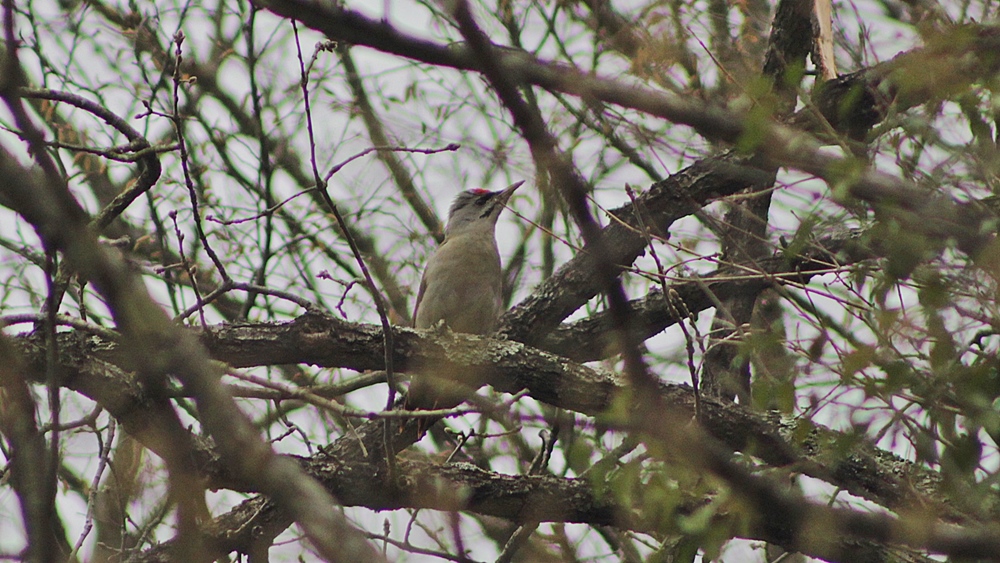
left=498, top=152, right=774, bottom=343
left=542, top=230, right=874, bottom=362
left=133, top=457, right=937, bottom=563
left=9, top=308, right=963, bottom=523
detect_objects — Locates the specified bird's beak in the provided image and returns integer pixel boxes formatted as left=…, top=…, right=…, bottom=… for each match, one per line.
left=496, top=180, right=524, bottom=205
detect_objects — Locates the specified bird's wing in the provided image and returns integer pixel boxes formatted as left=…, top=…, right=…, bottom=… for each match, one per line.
left=412, top=273, right=428, bottom=328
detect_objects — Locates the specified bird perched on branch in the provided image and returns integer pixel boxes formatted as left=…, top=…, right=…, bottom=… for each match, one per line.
left=407, top=181, right=523, bottom=412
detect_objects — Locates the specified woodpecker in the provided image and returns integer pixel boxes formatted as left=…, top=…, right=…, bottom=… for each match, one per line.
left=413, top=181, right=523, bottom=334
left=407, top=181, right=523, bottom=412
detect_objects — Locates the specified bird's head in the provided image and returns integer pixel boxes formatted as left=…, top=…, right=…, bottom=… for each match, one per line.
left=444, top=181, right=523, bottom=236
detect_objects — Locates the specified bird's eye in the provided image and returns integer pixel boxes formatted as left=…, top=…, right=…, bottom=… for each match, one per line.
left=476, top=195, right=491, bottom=206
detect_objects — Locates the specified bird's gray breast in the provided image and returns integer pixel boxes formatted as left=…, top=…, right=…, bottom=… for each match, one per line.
left=414, top=234, right=502, bottom=335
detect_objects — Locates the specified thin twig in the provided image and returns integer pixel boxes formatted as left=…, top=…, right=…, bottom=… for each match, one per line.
left=324, top=143, right=460, bottom=183
left=292, top=23, right=399, bottom=476
left=68, top=417, right=115, bottom=560
left=173, top=280, right=315, bottom=322
left=170, top=31, right=230, bottom=299
left=225, top=368, right=477, bottom=420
